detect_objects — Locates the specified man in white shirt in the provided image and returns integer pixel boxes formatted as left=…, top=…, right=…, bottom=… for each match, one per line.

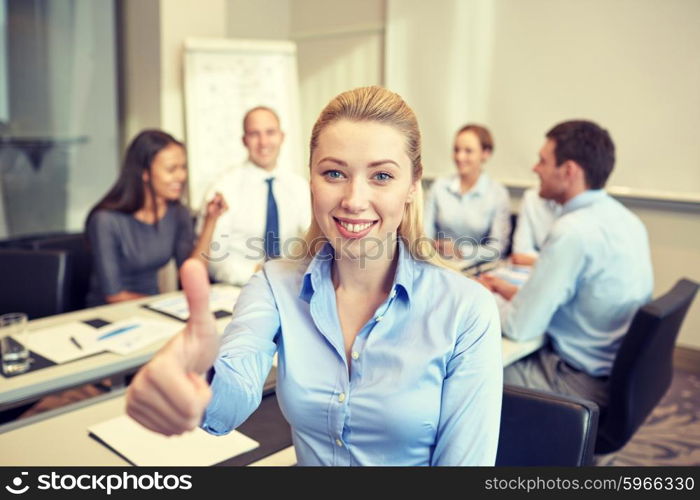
left=481, top=120, right=653, bottom=406
left=200, top=106, right=311, bottom=285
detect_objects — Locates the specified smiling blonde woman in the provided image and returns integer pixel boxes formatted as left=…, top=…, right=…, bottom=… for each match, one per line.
left=126, top=87, right=503, bottom=466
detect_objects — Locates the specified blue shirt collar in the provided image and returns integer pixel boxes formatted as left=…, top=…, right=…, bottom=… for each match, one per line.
left=561, top=189, right=607, bottom=216
left=299, top=238, right=414, bottom=304
left=447, top=172, right=488, bottom=197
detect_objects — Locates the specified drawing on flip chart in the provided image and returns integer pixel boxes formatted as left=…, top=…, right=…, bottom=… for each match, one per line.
left=184, top=39, right=302, bottom=210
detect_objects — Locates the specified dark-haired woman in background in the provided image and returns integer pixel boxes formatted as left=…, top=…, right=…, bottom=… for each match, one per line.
left=424, top=124, right=510, bottom=266
left=86, top=129, right=227, bottom=306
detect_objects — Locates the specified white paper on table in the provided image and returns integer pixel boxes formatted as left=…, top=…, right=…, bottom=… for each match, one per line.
left=88, top=414, right=259, bottom=466
left=72, top=317, right=182, bottom=356
left=24, top=322, right=105, bottom=364
left=491, top=265, right=532, bottom=286
left=146, top=287, right=241, bottom=321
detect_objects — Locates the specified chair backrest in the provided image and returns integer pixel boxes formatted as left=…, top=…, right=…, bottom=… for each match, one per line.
left=31, top=233, right=91, bottom=311
left=504, top=212, right=518, bottom=257
left=0, top=232, right=69, bottom=250
left=0, top=248, right=72, bottom=319
left=596, top=278, right=699, bottom=454
left=496, top=384, right=599, bottom=466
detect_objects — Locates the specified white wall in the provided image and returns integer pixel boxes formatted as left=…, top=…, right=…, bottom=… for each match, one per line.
left=486, top=0, right=700, bottom=202
left=121, top=0, right=161, bottom=144
left=385, top=0, right=494, bottom=175
left=122, top=0, right=227, bottom=143
left=160, top=0, right=227, bottom=140
left=630, top=202, right=700, bottom=349
left=387, top=0, right=700, bottom=203
left=292, top=0, right=385, bottom=171
left=227, top=0, right=290, bottom=40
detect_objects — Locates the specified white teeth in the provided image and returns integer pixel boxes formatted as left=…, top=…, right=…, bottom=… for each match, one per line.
left=338, top=220, right=373, bottom=233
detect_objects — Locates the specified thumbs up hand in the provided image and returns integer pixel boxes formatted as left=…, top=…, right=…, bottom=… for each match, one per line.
left=126, top=259, right=219, bottom=435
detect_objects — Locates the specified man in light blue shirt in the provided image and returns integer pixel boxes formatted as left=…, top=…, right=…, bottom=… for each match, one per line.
left=482, top=120, right=653, bottom=406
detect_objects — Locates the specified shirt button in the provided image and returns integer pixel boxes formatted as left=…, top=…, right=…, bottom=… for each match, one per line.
left=351, top=351, right=359, bottom=360
left=390, top=289, right=397, bottom=298
left=338, top=392, right=346, bottom=403
left=375, top=315, right=383, bottom=322
left=335, top=439, right=343, bottom=447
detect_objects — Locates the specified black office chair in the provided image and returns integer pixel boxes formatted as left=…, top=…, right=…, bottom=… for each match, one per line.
left=31, top=233, right=92, bottom=311
left=496, top=384, right=599, bottom=466
left=0, top=231, right=69, bottom=249
left=595, top=278, right=699, bottom=454
left=0, top=248, right=72, bottom=319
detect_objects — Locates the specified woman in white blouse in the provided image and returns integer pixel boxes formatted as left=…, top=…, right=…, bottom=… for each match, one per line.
left=424, top=124, right=511, bottom=266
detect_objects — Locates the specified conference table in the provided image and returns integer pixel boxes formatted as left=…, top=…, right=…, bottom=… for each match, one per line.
left=0, top=285, right=239, bottom=413
left=0, top=285, right=544, bottom=466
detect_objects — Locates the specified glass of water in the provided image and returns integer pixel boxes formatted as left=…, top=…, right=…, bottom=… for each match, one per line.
left=1, top=312, right=30, bottom=375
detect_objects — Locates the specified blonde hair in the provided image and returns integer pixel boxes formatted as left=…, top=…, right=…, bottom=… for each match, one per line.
left=301, top=86, right=445, bottom=267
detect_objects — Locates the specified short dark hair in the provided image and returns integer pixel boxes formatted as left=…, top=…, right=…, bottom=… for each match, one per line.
left=546, top=120, right=615, bottom=189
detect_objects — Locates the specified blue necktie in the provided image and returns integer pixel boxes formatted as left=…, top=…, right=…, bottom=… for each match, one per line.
left=264, top=177, right=280, bottom=259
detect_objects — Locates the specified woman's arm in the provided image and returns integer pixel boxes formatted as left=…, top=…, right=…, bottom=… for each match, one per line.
left=190, top=192, right=228, bottom=264
left=105, top=291, right=148, bottom=303
left=200, top=265, right=280, bottom=435
left=432, top=286, right=503, bottom=465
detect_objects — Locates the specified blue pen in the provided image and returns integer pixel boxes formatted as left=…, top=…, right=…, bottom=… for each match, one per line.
left=97, top=324, right=140, bottom=341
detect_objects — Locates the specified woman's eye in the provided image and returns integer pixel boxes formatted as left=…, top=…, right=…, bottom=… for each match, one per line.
left=373, top=172, right=393, bottom=182
left=323, top=170, right=344, bottom=180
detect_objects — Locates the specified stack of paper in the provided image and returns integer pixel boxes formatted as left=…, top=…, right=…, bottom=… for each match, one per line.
left=88, top=415, right=259, bottom=466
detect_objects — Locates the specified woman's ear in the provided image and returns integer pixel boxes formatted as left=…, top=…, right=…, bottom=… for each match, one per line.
left=481, top=149, right=492, bottom=163
left=142, top=170, right=150, bottom=183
